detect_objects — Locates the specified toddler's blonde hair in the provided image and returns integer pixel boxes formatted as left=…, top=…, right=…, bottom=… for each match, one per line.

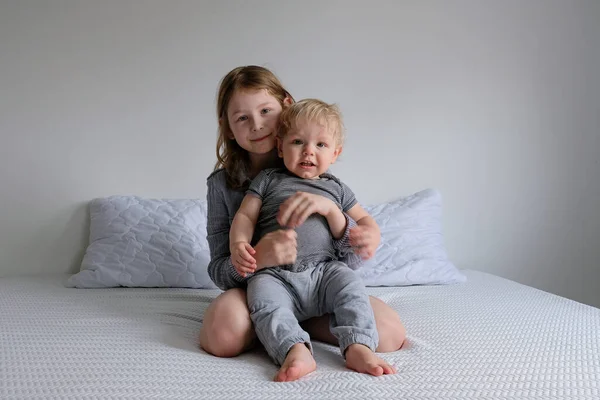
left=278, top=99, right=345, bottom=146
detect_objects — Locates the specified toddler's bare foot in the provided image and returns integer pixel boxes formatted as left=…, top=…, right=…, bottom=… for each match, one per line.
left=275, top=343, right=316, bottom=382
left=345, top=343, right=396, bottom=376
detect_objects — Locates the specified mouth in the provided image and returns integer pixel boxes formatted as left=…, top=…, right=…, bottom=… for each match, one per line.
left=299, top=161, right=316, bottom=168
left=250, top=133, right=272, bottom=142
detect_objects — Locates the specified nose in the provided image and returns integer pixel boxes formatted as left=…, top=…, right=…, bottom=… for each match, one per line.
left=251, top=117, right=263, bottom=132
left=303, top=144, right=314, bottom=155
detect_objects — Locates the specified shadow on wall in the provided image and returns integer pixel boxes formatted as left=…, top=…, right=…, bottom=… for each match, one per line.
left=26, top=202, right=90, bottom=275
left=63, top=202, right=90, bottom=274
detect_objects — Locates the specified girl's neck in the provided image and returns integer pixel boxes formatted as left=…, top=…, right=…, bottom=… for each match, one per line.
left=248, top=149, right=279, bottom=178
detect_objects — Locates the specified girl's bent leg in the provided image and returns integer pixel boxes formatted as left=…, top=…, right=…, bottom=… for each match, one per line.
left=199, top=288, right=257, bottom=357
left=369, top=296, right=406, bottom=352
left=300, top=296, right=406, bottom=352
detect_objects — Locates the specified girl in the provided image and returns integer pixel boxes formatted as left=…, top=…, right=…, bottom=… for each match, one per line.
left=199, top=66, right=406, bottom=375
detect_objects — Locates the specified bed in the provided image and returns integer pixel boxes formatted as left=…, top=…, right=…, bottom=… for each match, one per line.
left=1, top=270, right=598, bottom=399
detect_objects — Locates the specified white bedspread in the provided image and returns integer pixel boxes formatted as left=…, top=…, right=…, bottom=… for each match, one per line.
left=1, top=271, right=598, bottom=399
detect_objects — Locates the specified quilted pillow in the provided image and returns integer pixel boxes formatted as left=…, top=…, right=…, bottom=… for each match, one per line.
left=68, top=189, right=463, bottom=289
left=67, top=196, right=217, bottom=289
left=358, top=188, right=466, bottom=286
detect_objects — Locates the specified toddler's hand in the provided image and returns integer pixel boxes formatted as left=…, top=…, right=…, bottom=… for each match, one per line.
left=349, top=225, right=381, bottom=260
left=278, top=191, right=337, bottom=228
left=230, top=241, right=257, bottom=277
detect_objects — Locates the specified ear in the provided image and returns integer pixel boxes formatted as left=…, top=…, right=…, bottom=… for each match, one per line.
left=283, top=96, right=293, bottom=107
left=277, top=136, right=284, bottom=158
left=331, top=146, right=343, bottom=163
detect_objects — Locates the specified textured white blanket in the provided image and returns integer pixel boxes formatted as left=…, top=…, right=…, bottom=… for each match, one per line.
left=1, top=271, right=598, bottom=399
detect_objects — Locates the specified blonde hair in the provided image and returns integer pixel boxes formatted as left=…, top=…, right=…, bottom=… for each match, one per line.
left=279, top=99, right=345, bottom=146
left=214, top=65, right=293, bottom=189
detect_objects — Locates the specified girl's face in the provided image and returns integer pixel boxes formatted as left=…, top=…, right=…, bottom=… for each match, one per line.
left=226, top=89, right=284, bottom=157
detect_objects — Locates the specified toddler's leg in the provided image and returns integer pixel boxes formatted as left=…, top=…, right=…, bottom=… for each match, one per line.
left=247, top=272, right=316, bottom=382
left=321, top=262, right=396, bottom=376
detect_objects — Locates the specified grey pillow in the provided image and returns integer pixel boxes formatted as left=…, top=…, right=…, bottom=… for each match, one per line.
left=67, top=196, right=216, bottom=289
left=68, top=189, right=463, bottom=289
left=359, top=189, right=466, bottom=286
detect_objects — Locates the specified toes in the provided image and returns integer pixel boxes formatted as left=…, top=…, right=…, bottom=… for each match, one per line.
left=368, top=364, right=384, bottom=376
left=383, top=364, right=396, bottom=374
left=275, top=366, right=292, bottom=382
left=275, top=363, right=314, bottom=382
left=274, top=371, right=286, bottom=382
left=286, top=366, right=301, bottom=381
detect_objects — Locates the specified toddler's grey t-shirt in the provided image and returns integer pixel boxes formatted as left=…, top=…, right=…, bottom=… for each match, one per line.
left=248, top=168, right=357, bottom=271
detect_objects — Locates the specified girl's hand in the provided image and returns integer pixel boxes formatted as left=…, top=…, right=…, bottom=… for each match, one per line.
left=230, top=241, right=256, bottom=277
left=278, top=191, right=337, bottom=228
left=254, top=229, right=297, bottom=270
left=349, top=225, right=381, bottom=260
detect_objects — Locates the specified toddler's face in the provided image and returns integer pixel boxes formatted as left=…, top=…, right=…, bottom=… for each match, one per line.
left=278, top=119, right=341, bottom=179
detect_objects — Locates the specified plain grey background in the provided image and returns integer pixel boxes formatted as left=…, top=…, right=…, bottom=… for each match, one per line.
left=1, top=0, right=598, bottom=307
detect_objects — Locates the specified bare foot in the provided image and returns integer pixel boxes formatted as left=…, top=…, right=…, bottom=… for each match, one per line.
left=345, top=344, right=396, bottom=376
left=275, top=343, right=317, bottom=382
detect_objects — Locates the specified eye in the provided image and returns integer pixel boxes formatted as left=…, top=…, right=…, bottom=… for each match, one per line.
left=317, top=142, right=327, bottom=148
left=236, top=115, right=248, bottom=122
left=292, top=139, right=303, bottom=145
left=261, top=108, right=271, bottom=115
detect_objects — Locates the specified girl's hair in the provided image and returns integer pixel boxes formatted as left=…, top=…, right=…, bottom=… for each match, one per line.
left=214, top=65, right=293, bottom=189
left=279, top=99, right=345, bottom=146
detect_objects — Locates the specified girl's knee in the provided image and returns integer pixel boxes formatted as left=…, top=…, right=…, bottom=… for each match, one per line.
left=370, top=296, right=406, bottom=353
left=200, top=324, right=252, bottom=358
left=199, top=289, right=255, bottom=357
left=376, top=322, right=406, bottom=352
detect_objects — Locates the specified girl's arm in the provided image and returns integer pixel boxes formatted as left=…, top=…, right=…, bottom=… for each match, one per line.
left=346, top=203, right=381, bottom=261
left=332, top=204, right=380, bottom=270
left=206, top=176, right=247, bottom=291
left=332, top=212, right=363, bottom=269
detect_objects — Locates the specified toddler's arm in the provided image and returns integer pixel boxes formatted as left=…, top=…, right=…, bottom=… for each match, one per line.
left=277, top=192, right=346, bottom=239
left=324, top=203, right=347, bottom=239
left=230, top=195, right=263, bottom=276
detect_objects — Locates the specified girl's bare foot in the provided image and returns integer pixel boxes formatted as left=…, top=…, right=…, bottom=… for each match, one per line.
left=345, top=343, right=396, bottom=376
left=275, top=343, right=317, bottom=382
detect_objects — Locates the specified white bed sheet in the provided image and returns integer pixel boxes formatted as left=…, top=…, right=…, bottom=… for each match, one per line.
left=1, top=270, right=598, bottom=399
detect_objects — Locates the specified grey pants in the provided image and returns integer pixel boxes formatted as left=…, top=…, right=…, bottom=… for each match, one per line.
left=247, top=261, right=378, bottom=365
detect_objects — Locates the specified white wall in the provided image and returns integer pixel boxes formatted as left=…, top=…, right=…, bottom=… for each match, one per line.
left=1, top=1, right=598, bottom=307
